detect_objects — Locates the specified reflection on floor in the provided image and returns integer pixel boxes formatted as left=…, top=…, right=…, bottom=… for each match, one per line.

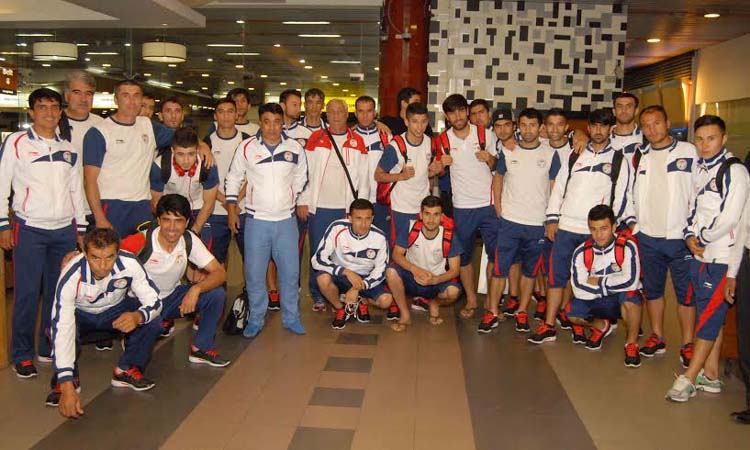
left=0, top=245, right=748, bottom=450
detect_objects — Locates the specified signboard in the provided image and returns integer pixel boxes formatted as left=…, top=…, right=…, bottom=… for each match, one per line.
left=0, top=66, right=17, bottom=96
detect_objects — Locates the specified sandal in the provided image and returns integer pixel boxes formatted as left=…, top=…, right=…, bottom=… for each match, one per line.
left=459, top=307, right=477, bottom=319
left=429, top=316, right=444, bottom=326
left=390, top=322, right=409, bottom=332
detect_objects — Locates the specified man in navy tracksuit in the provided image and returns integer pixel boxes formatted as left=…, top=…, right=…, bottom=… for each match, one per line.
left=0, top=88, right=87, bottom=378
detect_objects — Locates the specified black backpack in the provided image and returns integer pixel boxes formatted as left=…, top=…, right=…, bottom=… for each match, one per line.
left=159, top=148, right=210, bottom=184
left=716, top=157, right=746, bottom=197
left=563, top=148, right=624, bottom=208
left=135, top=223, right=194, bottom=264
left=222, top=288, right=249, bottom=335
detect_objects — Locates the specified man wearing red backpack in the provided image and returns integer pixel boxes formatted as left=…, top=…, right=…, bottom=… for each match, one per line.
left=569, top=205, right=643, bottom=367
left=386, top=195, right=462, bottom=329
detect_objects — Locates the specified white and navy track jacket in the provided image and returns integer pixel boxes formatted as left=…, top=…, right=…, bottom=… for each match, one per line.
left=298, top=129, right=370, bottom=214
left=51, top=252, right=161, bottom=383
left=684, top=148, right=750, bottom=264
left=284, top=121, right=313, bottom=148
left=224, top=133, right=308, bottom=221
left=0, top=128, right=87, bottom=233
left=571, top=236, right=641, bottom=300
left=311, top=219, right=389, bottom=290
left=546, top=141, right=634, bottom=235
left=630, top=139, right=698, bottom=239
left=610, top=125, right=645, bottom=152
left=353, top=124, right=390, bottom=204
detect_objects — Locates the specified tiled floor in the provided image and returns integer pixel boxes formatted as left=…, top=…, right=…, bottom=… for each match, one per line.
left=1, top=244, right=749, bottom=450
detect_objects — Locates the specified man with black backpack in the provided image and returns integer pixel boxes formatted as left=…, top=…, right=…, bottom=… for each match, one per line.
left=121, top=194, right=230, bottom=368
left=569, top=205, right=642, bottom=365
left=150, top=128, right=219, bottom=246
left=530, top=108, right=634, bottom=345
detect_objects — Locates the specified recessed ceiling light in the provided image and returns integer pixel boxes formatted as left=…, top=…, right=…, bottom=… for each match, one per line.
left=161, top=23, right=168, bottom=26
left=16, top=43, right=28, bottom=47
left=41, top=63, right=51, bottom=67
left=299, top=59, right=305, bottom=63
left=76, top=43, right=89, bottom=47
left=87, top=52, right=118, bottom=55
left=248, top=87, right=255, bottom=91
left=207, top=58, right=213, bottom=62
left=235, top=64, right=244, bottom=68
left=15, top=33, right=54, bottom=37
left=298, top=34, right=341, bottom=38
left=124, top=43, right=131, bottom=47
left=342, top=89, right=348, bottom=92
left=201, top=87, right=208, bottom=90
left=202, top=73, right=209, bottom=77
left=260, top=74, right=268, bottom=78
left=283, top=21, right=331, bottom=25
left=349, top=93, right=356, bottom=97
left=144, top=72, right=152, bottom=77
left=0, top=51, right=30, bottom=55
left=704, top=13, right=720, bottom=19
left=102, top=63, right=111, bottom=67
left=226, top=52, right=259, bottom=56
left=207, top=44, right=243, bottom=48
left=332, top=83, right=340, bottom=86
left=168, top=64, right=177, bottom=67
left=304, top=65, right=313, bottom=69
left=236, top=20, right=245, bottom=24
left=331, top=60, right=360, bottom=64
left=274, top=44, right=281, bottom=48
left=0, top=57, right=5, bottom=62
left=280, top=82, right=287, bottom=85
left=647, top=38, right=661, bottom=43
left=84, top=57, right=91, bottom=61
left=227, top=81, right=235, bottom=85
left=320, top=75, right=328, bottom=79
left=374, top=67, right=379, bottom=71
left=175, top=81, right=183, bottom=84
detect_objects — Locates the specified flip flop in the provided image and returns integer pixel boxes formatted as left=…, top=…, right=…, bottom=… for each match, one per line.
left=459, top=307, right=477, bottom=319
left=390, top=322, right=409, bottom=332
left=429, top=316, right=444, bottom=326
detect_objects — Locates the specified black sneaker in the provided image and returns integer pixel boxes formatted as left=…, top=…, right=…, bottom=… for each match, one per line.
left=556, top=311, right=572, bottom=330
left=533, top=300, right=547, bottom=321
left=411, top=296, right=430, bottom=312
left=189, top=348, right=231, bottom=368
left=45, top=381, right=81, bottom=407
left=585, top=320, right=613, bottom=351
left=501, top=297, right=519, bottom=317
left=386, top=303, right=400, bottom=321
left=639, top=333, right=666, bottom=357
left=267, top=290, right=281, bottom=311
left=514, top=312, right=530, bottom=332
left=680, top=343, right=694, bottom=369
left=624, top=343, right=641, bottom=368
left=13, top=360, right=38, bottom=379
left=572, top=325, right=587, bottom=345
left=111, top=366, right=156, bottom=391
left=478, top=312, right=499, bottom=333
left=528, top=323, right=557, bottom=344
left=332, top=307, right=348, bottom=330
left=356, top=300, right=371, bottom=323
left=160, top=319, right=175, bottom=338
left=95, top=340, right=114, bottom=351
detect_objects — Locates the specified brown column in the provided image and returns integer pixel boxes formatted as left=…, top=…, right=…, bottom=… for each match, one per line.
left=378, top=0, right=430, bottom=117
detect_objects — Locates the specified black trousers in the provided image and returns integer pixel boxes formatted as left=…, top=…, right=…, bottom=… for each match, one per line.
left=735, top=249, right=750, bottom=409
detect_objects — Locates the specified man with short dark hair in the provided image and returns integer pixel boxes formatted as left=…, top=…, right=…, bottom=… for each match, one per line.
left=611, top=92, right=644, bottom=150
left=0, top=88, right=88, bottom=377
left=302, top=88, right=327, bottom=131
left=227, top=87, right=260, bottom=135
left=139, top=94, right=156, bottom=119
left=569, top=205, right=642, bottom=364
left=122, top=194, right=230, bottom=367
left=225, top=103, right=308, bottom=338
left=280, top=89, right=312, bottom=146
left=312, top=199, right=391, bottom=330
left=160, top=97, right=184, bottom=129
left=380, top=87, right=431, bottom=137
left=530, top=108, right=634, bottom=344
left=469, top=99, right=491, bottom=129
left=47, top=228, right=163, bottom=415
left=666, top=115, right=750, bottom=402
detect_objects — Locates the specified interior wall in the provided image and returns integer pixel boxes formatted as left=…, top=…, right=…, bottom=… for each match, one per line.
left=695, top=33, right=750, bottom=105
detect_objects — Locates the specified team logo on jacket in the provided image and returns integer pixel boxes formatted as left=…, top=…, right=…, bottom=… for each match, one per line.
left=677, top=159, right=687, bottom=170
left=113, top=278, right=128, bottom=289
left=349, top=139, right=358, bottom=147
left=537, top=158, right=546, bottom=168
left=141, top=134, right=149, bottom=144
left=284, top=151, right=293, bottom=162
left=366, top=249, right=376, bottom=259
left=610, top=263, right=621, bottom=273
left=296, top=138, right=307, bottom=147
left=710, top=179, right=718, bottom=192
left=602, top=163, right=612, bottom=174
left=63, top=151, right=72, bottom=163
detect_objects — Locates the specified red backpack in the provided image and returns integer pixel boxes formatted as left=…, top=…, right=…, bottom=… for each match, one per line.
left=435, top=125, right=487, bottom=160
left=376, top=134, right=407, bottom=206
left=406, top=214, right=455, bottom=268
left=582, top=232, right=631, bottom=273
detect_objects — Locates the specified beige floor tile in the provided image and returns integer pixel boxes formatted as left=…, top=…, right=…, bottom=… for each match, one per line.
left=299, top=405, right=361, bottom=429
left=316, top=371, right=371, bottom=390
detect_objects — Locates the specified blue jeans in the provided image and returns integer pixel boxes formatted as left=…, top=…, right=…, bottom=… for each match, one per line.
left=160, top=285, right=225, bottom=351
left=244, top=216, right=301, bottom=327
left=12, top=219, right=76, bottom=363
left=307, top=208, right=346, bottom=303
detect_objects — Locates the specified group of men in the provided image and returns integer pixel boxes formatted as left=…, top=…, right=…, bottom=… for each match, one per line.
left=1, top=70, right=749, bottom=422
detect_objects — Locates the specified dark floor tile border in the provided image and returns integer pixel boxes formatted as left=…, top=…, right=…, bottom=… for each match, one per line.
left=309, top=387, right=366, bottom=408
left=324, top=356, right=373, bottom=373
left=287, top=427, right=355, bottom=450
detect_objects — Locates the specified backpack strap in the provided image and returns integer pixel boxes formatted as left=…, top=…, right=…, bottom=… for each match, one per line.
left=477, top=126, right=486, bottom=151
left=609, top=149, right=624, bottom=208
left=137, top=226, right=157, bottom=264
left=406, top=220, right=423, bottom=248
left=198, top=158, right=209, bottom=184
left=379, top=131, right=389, bottom=148
left=160, top=149, right=172, bottom=183
left=441, top=219, right=454, bottom=259
left=562, top=151, right=581, bottom=199
left=183, top=230, right=193, bottom=257
left=582, top=239, right=595, bottom=272
left=717, top=157, right=744, bottom=197
left=613, top=234, right=628, bottom=268
left=392, top=135, right=408, bottom=158
left=439, top=132, right=451, bottom=155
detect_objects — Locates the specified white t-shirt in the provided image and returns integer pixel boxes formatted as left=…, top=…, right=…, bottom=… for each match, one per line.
left=399, top=221, right=463, bottom=276
left=60, top=113, right=103, bottom=214
left=378, top=133, right=433, bottom=214
left=207, top=129, right=247, bottom=215
left=140, top=227, right=215, bottom=299
left=235, top=121, right=259, bottom=136
left=317, top=133, right=349, bottom=209
left=444, top=124, right=497, bottom=209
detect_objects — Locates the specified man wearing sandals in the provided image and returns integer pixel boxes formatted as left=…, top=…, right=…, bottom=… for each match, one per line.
left=386, top=195, right=462, bottom=327
left=312, top=199, right=408, bottom=330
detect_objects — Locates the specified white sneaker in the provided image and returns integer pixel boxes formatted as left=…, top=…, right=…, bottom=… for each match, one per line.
left=36, top=354, right=53, bottom=364
left=696, top=369, right=723, bottom=393
left=665, top=374, right=696, bottom=402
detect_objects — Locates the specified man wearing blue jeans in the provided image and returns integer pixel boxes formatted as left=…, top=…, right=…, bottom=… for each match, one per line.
left=225, top=102, right=308, bottom=337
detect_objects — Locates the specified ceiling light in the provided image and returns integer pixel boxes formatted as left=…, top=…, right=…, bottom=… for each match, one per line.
left=235, top=64, right=244, bottom=68
left=41, top=63, right=51, bottom=67
left=188, top=89, right=198, bottom=94
left=32, top=42, right=78, bottom=61
left=280, top=82, right=287, bottom=85
left=704, top=13, right=720, bottom=19
left=342, top=89, right=348, bottom=92
left=147, top=80, right=172, bottom=88
left=175, top=81, right=183, bottom=84
left=142, top=42, right=186, bottom=63
left=124, top=43, right=131, bottom=47
left=16, top=33, right=54, bottom=37
left=87, top=52, right=118, bottom=55
left=0, top=51, right=30, bottom=55
left=320, top=75, right=328, bottom=79
left=647, top=38, right=661, bottom=43
left=331, top=60, right=361, bottom=64
left=76, top=43, right=88, bottom=47
left=0, top=57, right=5, bottom=62
left=207, top=44, right=243, bottom=48
left=274, top=44, right=281, bottom=48
left=260, top=74, right=268, bottom=78
left=201, top=87, right=208, bottom=90
left=168, top=63, right=177, bottom=67
left=248, top=87, right=255, bottom=91
left=227, top=81, right=235, bottom=85
left=374, top=67, right=379, bottom=71
left=304, top=65, right=313, bottom=69
left=202, top=73, right=209, bottom=77
left=226, top=52, right=259, bottom=56
left=84, top=57, right=90, bottom=61
left=349, top=94, right=356, bottom=97
left=236, top=20, right=245, bottom=24
left=283, top=21, right=331, bottom=25
left=332, top=83, right=340, bottom=86
left=207, top=58, right=213, bottom=62
left=16, top=43, right=28, bottom=47
left=298, top=34, right=341, bottom=38
left=102, top=63, right=111, bottom=67
left=299, top=59, right=305, bottom=63
left=144, top=72, right=152, bottom=77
